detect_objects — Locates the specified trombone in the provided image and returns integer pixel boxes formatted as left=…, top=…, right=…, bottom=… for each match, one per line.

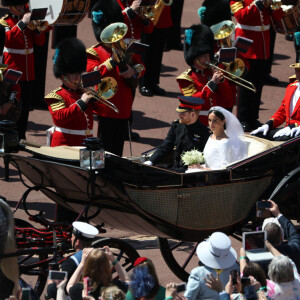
left=82, top=77, right=119, bottom=113
left=206, top=62, right=257, bottom=93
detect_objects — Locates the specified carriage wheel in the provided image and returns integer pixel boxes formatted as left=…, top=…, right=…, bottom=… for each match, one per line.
left=158, top=238, right=199, bottom=282
left=15, top=218, right=48, bottom=296
left=92, top=237, right=140, bottom=276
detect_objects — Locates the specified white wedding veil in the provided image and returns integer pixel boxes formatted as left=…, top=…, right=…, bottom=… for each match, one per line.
left=209, top=106, right=248, bottom=160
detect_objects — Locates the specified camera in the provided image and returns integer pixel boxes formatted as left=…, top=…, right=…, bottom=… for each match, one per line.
left=256, top=201, right=271, bottom=209
left=176, top=282, right=186, bottom=293
left=230, top=270, right=238, bottom=285
left=48, top=270, right=67, bottom=281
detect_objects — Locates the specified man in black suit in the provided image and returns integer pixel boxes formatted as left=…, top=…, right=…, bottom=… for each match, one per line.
left=263, top=199, right=300, bottom=272
left=143, top=96, right=210, bottom=172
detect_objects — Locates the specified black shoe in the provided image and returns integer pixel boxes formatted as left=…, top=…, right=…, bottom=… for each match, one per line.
left=139, top=86, right=153, bottom=97
left=151, top=84, right=166, bottom=96
left=285, top=34, right=294, bottom=41
left=241, top=121, right=252, bottom=132
left=264, top=74, right=279, bottom=85
left=125, top=131, right=140, bottom=141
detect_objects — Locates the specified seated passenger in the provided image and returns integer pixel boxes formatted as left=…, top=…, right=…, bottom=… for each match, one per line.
left=189, top=106, right=248, bottom=170
left=143, top=96, right=210, bottom=172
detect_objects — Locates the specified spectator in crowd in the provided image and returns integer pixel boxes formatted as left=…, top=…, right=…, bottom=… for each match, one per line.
left=102, top=285, right=126, bottom=300
left=0, top=0, right=46, bottom=140
left=261, top=200, right=300, bottom=273
left=0, top=197, right=20, bottom=298
left=143, top=96, right=210, bottom=172
left=184, top=232, right=239, bottom=300
left=251, top=63, right=300, bottom=141
left=265, top=241, right=300, bottom=299
left=129, top=260, right=178, bottom=300
left=126, top=257, right=166, bottom=300
left=46, top=221, right=99, bottom=299
left=66, top=246, right=129, bottom=300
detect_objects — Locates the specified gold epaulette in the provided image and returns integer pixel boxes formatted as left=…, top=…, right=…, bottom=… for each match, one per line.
left=230, top=1, right=244, bottom=14
left=86, top=46, right=99, bottom=57
left=176, top=69, right=194, bottom=82
left=45, top=88, right=67, bottom=111
left=0, top=15, right=9, bottom=27
left=289, top=76, right=298, bottom=84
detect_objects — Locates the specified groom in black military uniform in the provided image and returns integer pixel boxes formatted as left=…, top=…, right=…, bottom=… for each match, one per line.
left=144, top=96, right=210, bottom=171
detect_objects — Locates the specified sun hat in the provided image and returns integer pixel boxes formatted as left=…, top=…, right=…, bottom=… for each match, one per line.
left=196, top=232, right=237, bottom=269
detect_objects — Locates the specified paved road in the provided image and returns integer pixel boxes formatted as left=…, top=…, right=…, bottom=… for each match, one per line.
left=0, top=0, right=298, bottom=293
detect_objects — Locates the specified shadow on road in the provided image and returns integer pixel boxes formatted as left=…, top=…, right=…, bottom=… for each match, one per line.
left=132, top=111, right=170, bottom=130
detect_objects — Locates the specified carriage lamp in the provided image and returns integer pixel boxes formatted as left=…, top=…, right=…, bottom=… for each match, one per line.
left=80, top=137, right=105, bottom=170
left=0, top=120, right=19, bottom=153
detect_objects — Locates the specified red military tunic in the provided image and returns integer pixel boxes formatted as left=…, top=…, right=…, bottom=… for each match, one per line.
left=45, top=86, right=100, bottom=147
left=0, top=14, right=45, bottom=81
left=86, top=43, right=145, bottom=119
left=269, top=81, right=300, bottom=128
left=177, top=68, right=236, bottom=125
left=117, top=0, right=154, bottom=41
left=230, top=0, right=283, bottom=60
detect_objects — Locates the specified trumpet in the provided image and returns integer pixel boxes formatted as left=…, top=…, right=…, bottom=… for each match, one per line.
left=206, top=62, right=257, bottom=93
left=27, top=20, right=49, bottom=32
left=83, top=77, right=119, bottom=113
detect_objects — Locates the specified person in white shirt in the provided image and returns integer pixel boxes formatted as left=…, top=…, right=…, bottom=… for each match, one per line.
left=251, top=63, right=300, bottom=141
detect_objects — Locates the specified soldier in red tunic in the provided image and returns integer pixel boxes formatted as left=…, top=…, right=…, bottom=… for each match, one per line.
left=230, top=0, right=283, bottom=132
left=251, top=63, right=300, bottom=141
left=45, top=38, right=99, bottom=147
left=0, top=0, right=45, bottom=139
left=88, top=1, right=145, bottom=156
left=177, top=24, right=236, bottom=126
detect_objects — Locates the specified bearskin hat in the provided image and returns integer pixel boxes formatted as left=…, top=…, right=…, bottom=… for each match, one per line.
left=200, top=0, right=231, bottom=27
left=1, top=0, right=28, bottom=6
left=0, top=26, right=5, bottom=56
left=53, top=38, right=87, bottom=78
left=184, top=24, right=214, bottom=67
left=91, top=0, right=123, bottom=42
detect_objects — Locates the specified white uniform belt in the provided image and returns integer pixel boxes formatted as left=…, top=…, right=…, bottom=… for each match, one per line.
left=236, top=23, right=270, bottom=31
left=3, top=47, right=34, bottom=54
left=199, top=110, right=209, bottom=116
left=55, top=127, right=92, bottom=136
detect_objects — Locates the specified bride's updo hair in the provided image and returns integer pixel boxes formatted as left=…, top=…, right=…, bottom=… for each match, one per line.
left=208, top=108, right=226, bottom=129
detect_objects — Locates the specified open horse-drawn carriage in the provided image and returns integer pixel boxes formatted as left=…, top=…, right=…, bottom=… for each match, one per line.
left=1, top=133, right=300, bottom=294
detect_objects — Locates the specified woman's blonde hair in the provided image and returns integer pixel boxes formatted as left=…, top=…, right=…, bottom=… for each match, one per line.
left=101, top=285, right=125, bottom=300
left=83, top=248, right=112, bottom=291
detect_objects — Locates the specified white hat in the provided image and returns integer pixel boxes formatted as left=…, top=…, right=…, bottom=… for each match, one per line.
left=72, top=221, right=99, bottom=240
left=262, top=217, right=284, bottom=240
left=196, top=232, right=237, bottom=269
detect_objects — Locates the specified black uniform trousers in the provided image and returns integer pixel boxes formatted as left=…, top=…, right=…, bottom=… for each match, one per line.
left=97, top=117, right=128, bottom=157
left=165, top=0, right=184, bottom=47
left=139, top=28, right=166, bottom=88
left=16, top=81, right=33, bottom=140
left=237, top=59, right=268, bottom=124
left=266, top=26, right=276, bottom=75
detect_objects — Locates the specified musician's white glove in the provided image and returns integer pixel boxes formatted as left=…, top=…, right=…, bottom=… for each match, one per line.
left=290, top=127, right=300, bottom=137
left=273, top=126, right=291, bottom=138
left=143, top=160, right=153, bottom=166
left=250, top=124, right=269, bottom=136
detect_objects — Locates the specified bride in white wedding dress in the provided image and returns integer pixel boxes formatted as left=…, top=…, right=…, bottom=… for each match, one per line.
left=189, top=106, right=248, bottom=170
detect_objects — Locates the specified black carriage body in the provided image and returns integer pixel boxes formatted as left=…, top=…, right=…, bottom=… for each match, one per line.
left=5, top=136, right=300, bottom=242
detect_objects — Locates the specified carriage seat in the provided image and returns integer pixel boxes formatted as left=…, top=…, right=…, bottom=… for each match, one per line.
left=243, top=134, right=283, bottom=157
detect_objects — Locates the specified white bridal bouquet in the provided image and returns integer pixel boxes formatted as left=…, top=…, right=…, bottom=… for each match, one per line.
left=181, top=149, right=205, bottom=166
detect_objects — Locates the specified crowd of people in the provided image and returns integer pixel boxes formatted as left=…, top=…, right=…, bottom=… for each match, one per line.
left=1, top=198, right=300, bottom=300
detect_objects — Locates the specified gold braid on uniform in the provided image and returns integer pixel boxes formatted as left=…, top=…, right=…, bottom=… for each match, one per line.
left=0, top=15, right=9, bottom=27
left=177, top=70, right=197, bottom=96
left=230, top=1, right=244, bottom=14
left=45, top=88, right=67, bottom=111
left=87, top=45, right=115, bottom=71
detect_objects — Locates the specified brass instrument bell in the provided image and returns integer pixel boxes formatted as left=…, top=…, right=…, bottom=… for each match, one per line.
left=223, top=58, right=245, bottom=78
left=210, top=20, right=236, bottom=48
left=100, top=23, right=128, bottom=64
left=27, top=20, right=49, bottom=32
